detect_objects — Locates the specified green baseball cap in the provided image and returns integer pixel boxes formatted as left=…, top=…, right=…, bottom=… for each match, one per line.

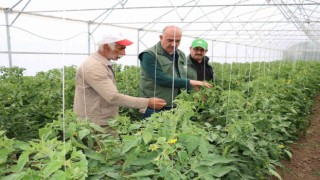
left=191, top=38, right=208, bottom=50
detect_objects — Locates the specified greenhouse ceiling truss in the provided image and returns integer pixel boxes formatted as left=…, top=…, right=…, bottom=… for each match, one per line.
left=1, top=0, right=320, bottom=67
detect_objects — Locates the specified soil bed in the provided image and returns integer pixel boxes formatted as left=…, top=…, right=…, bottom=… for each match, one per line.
left=277, top=94, right=320, bottom=180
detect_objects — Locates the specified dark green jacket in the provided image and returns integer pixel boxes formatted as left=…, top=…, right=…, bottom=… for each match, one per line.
left=139, top=42, right=191, bottom=108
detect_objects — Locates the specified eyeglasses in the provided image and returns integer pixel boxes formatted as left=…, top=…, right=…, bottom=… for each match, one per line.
left=192, top=47, right=206, bottom=52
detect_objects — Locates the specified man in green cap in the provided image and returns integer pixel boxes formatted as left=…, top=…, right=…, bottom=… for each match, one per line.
left=184, top=38, right=215, bottom=82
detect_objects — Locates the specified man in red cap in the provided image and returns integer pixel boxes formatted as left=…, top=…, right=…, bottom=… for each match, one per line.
left=73, top=31, right=166, bottom=134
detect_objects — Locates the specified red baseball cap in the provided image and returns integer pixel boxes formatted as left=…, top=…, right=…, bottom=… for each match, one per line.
left=97, top=32, right=133, bottom=46
left=115, top=39, right=133, bottom=46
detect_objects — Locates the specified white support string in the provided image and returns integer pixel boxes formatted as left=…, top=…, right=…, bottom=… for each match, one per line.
left=237, top=46, right=241, bottom=80
left=226, top=43, right=233, bottom=122
left=61, top=9, right=67, bottom=173
left=244, top=45, right=251, bottom=112
left=62, top=59, right=66, bottom=172
left=185, top=43, right=188, bottom=88
left=81, top=65, right=88, bottom=122
left=268, top=49, right=272, bottom=77
left=211, top=40, right=216, bottom=84
left=257, top=47, right=261, bottom=79
left=263, top=48, right=266, bottom=77
left=153, top=41, right=158, bottom=103
left=171, top=26, right=177, bottom=110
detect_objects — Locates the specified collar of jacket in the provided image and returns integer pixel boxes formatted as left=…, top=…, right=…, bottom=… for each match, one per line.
left=92, top=52, right=113, bottom=66
left=188, top=55, right=210, bottom=65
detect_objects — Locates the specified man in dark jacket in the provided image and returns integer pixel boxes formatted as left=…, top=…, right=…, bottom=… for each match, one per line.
left=185, top=38, right=215, bottom=82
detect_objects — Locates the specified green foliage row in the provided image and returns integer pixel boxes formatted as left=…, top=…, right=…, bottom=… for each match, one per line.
left=0, top=66, right=75, bottom=140
left=0, top=65, right=140, bottom=141
left=176, top=60, right=320, bottom=179
left=0, top=60, right=320, bottom=179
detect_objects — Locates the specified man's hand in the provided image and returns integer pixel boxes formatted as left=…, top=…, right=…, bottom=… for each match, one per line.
left=190, top=80, right=213, bottom=91
left=148, top=98, right=167, bottom=110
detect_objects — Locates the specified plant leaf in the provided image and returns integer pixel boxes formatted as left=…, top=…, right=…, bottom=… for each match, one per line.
left=142, top=129, right=153, bottom=145
left=122, top=136, right=139, bottom=154
left=43, top=160, right=63, bottom=178
left=78, top=129, right=90, bottom=140
left=11, top=151, right=30, bottom=173
left=269, top=168, right=282, bottom=180
left=124, top=169, right=155, bottom=178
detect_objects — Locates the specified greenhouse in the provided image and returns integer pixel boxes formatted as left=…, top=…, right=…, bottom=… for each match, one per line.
left=1, top=0, right=320, bottom=179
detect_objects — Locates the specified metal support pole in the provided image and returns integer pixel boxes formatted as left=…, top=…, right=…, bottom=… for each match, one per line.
left=299, top=42, right=303, bottom=60
left=252, top=46, right=255, bottom=62
left=5, top=8, right=12, bottom=67
left=311, top=43, right=315, bottom=60
left=303, top=41, right=308, bottom=60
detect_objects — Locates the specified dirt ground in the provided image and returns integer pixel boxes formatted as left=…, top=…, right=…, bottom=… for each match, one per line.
left=276, top=94, right=320, bottom=180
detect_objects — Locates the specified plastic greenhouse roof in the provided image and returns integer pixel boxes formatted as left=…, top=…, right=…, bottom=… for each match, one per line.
left=1, top=0, right=320, bottom=50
